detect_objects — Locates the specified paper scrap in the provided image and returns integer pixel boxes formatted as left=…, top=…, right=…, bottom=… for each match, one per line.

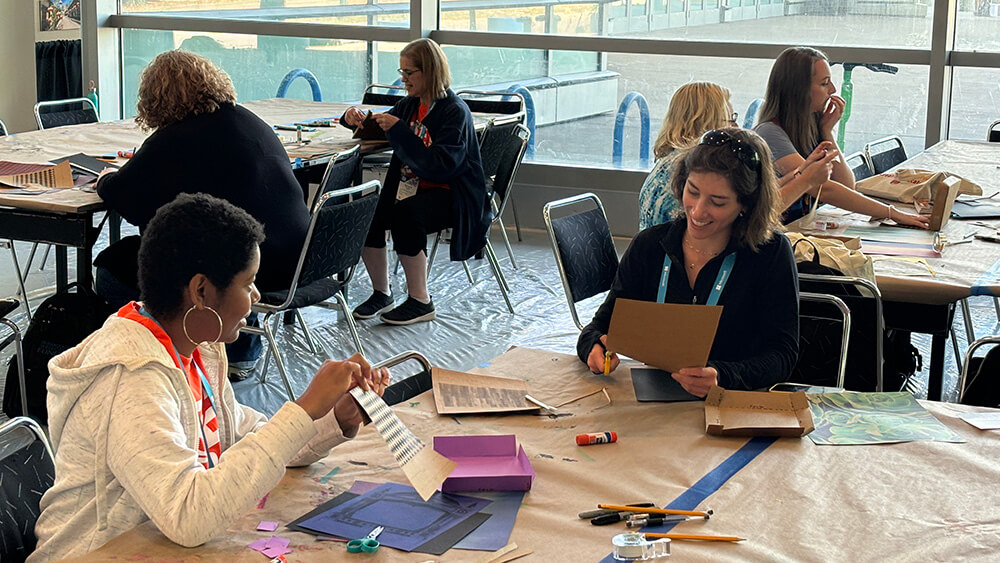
left=959, top=412, right=1000, bottom=430
left=257, top=520, right=279, bottom=532
left=807, top=392, right=965, bottom=444
left=0, top=160, right=74, bottom=189
left=432, top=367, right=536, bottom=414
left=349, top=387, right=456, bottom=500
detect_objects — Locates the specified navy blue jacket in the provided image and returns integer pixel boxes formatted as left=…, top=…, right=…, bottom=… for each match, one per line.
left=382, top=90, right=491, bottom=261
left=577, top=219, right=800, bottom=391
left=97, top=103, right=309, bottom=292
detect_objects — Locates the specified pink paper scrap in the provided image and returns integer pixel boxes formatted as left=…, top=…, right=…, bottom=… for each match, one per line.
left=257, top=520, right=280, bottom=532
left=247, top=538, right=269, bottom=551
left=262, top=546, right=293, bottom=558
left=264, top=536, right=290, bottom=550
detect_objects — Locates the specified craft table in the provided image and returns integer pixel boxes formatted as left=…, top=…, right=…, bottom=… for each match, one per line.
left=63, top=347, right=1000, bottom=562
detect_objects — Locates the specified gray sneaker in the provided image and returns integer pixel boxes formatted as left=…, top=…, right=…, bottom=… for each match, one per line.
left=353, top=291, right=394, bottom=319
left=380, top=297, right=436, bottom=325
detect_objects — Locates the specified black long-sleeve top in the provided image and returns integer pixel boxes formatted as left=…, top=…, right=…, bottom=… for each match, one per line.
left=350, top=90, right=490, bottom=261
left=97, top=103, right=309, bottom=292
left=577, top=219, right=800, bottom=390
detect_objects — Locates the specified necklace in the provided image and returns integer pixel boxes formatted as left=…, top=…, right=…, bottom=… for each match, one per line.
left=684, top=239, right=721, bottom=257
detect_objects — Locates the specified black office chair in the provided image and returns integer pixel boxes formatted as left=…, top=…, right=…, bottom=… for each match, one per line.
left=845, top=151, right=874, bottom=182
left=362, top=83, right=406, bottom=107
left=793, top=292, right=851, bottom=389
left=459, top=90, right=528, bottom=242
left=33, top=97, right=98, bottom=130
left=864, top=135, right=907, bottom=174
left=308, top=144, right=361, bottom=208
left=241, top=180, right=381, bottom=400
left=0, top=416, right=55, bottom=563
left=0, top=118, right=8, bottom=136
left=542, top=193, right=619, bottom=331
left=988, top=120, right=1000, bottom=143
left=376, top=350, right=433, bottom=406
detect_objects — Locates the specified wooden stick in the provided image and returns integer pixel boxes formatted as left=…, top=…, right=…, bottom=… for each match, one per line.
left=597, top=504, right=711, bottom=518
left=643, top=533, right=744, bottom=542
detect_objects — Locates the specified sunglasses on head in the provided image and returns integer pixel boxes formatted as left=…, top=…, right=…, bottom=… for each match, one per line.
left=699, top=129, right=761, bottom=172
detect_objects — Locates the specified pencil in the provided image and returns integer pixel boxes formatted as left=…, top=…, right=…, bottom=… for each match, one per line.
left=597, top=504, right=711, bottom=518
left=643, top=533, right=743, bottom=543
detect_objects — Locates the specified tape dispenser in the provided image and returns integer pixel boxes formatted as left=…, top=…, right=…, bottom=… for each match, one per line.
left=612, top=532, right=670, bottom=561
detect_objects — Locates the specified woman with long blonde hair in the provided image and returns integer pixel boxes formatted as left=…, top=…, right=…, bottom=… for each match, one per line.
left=756, top=46, right=928, bottom=227
left=640, top=82, right=835, bottom=229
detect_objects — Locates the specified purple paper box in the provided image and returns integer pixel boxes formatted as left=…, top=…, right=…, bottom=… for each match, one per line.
left=433, top=435, right=535, bottom=493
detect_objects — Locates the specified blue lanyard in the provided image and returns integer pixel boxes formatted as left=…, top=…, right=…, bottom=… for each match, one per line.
left=657, top=251, right=736, bottom=306
left=138, top=307, right=218, bottom=467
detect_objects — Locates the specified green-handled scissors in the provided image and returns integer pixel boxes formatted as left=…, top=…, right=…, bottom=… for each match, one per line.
left=347, top=526, right=384, bottom=553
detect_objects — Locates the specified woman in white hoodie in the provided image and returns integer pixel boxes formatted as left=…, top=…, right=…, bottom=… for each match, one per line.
left=29, top=193, right=391, bottom=562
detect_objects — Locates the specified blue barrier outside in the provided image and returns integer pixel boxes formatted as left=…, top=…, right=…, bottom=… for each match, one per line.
left=613, top=91, right=650, bottom=168
left=744, top=98, right=763, bottom=129
left=504, top=84, right=536, bottom=158
left=276, top=68, right=323, bottom=101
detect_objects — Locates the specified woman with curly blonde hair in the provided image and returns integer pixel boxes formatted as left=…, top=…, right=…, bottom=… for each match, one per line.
left=95, top=50, right=310, bottom=374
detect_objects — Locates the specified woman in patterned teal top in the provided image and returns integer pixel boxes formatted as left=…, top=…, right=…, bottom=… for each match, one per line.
left=640, top=82, right=735, bottom=229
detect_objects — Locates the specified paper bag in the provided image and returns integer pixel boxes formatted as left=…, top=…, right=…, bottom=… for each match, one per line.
left=855, top=168, right=981, bottom=203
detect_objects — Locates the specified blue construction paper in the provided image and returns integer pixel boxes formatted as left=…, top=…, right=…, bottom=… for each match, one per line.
left=453, top=491, right=524, bottom=551
left=296, top=482, right=491, bottom=552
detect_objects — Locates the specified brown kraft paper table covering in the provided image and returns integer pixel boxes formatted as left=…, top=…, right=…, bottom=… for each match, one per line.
left=62, top=347, right=1000, bottom=562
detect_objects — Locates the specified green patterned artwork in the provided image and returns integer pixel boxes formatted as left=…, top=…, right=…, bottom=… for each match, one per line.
left=807, top=392, right=965, bottom=445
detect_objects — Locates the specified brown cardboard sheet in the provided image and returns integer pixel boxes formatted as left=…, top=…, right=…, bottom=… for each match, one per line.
left=606, top=298, right=721, bottom=373
left=432, top=367, right=537, bottom=415
left=704, top=386, right=814, bottom=437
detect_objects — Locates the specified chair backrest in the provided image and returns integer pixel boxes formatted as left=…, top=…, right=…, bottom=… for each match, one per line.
left=959, top=335, right=1000, bottom=406
left=310, top=144, right=361, bottom=209
left=0, top=417, right=55, bottom=563
left=845, top=151, right=874, bottom=182
left=362, top=84, right=406, bottom=107
left=482, top=122, right=530, bottom=220
left=288, top=180, right=380, bottom=298
left=797, top=273, right=885, bottom=391
left=987, top=120, right=1000, bottom=143
left=33, top=97, right=98, bottom=130
left=864, top=135, right=907, bottom=174
left=543, top=193, right=619, bottom=331
left=457, top=90, right=526, bottom=125
left=795, top=292, right=851, bottom=389
left=374, top=350, right=433, bottom=406
left=0, top=118, right=8, bottom=136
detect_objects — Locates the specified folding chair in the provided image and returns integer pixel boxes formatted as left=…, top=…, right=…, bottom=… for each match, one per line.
left=794, top=292, right=851, bottom=389
left=798, top=273, right=886, bottom=391
left=0, top=416, right=55, bottom=563
left=543, top=193, right=619, bottom=331
left=307, top=144, right=361, bottom=208
left=376, top=350, right=433, bottom=406
left=959, top=335, right=1000, bottom=406
left=0, top=243, right=32, bottom=321
left=459, top=91, right=528, bottom=242
left=845, top=151, right=874, bottom=182
left=0, top=299, right=27, bottom=418
left=988, top=120, right=1000, bottom=143
left=362, top=83, right=406, bottom=107
left=864, top=135, right=907, bottom=174
left=0, top=118, right=8, bottom=136
left=33, top=97, right=98, bottom=130
left=241, top=180, right=381, bottom=400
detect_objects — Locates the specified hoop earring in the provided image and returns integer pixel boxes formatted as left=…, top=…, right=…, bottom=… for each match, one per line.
left=182, top=305, right=224, bottom=347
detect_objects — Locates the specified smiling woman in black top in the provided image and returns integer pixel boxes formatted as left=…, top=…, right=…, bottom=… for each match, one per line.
left=577, top=128, right=799, bottom=397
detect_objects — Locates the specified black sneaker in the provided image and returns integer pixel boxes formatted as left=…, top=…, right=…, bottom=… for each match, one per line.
left=353, top=291, right=394, bottom=319
left=380, top=297, right=436, bottom=325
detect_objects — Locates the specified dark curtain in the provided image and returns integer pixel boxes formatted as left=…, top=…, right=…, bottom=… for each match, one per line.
left=36, top=39, right=82, bottom=103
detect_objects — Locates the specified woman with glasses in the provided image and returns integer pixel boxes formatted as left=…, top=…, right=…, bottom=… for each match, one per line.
left=640, top=82, right=836, bottom=229
left=341, top=38, right=490, bottom=325
left=756, top=46, right=929, bottom=227
left=579, top=128, right=799, bottom=397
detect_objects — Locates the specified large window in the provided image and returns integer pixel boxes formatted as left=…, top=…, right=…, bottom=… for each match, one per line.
left=121, top=0, right=410, bottom=27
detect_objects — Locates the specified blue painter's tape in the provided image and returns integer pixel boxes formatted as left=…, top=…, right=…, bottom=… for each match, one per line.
left=598, top=436, right=777, bottom=563
left=972, top=257, right=1000, bottom=296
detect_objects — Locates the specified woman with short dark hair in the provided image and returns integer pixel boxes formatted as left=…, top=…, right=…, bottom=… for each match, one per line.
left=342, top=38, right=490, bottom=325
left=30, top=194, right=390, bottom=563
left=578, top=128, right=800, bottom=396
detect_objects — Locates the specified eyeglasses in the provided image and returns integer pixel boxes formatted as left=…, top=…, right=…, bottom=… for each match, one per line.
left=729, top=112, right=739, bottom=125
left=699, top=129, right=761, bottom=172
left=397, top=68, right=421, bottom=78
